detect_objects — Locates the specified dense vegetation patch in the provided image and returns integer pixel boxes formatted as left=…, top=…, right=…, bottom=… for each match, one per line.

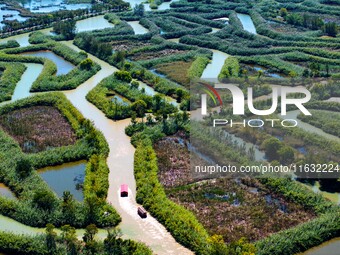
left=0, top=93, right=120, bottom=228
left=134, top=138, right=214, bottom=255
left=0, top=106, right=77, bottom=153
left=87, top=73, right=178, bottom=120
left=154, top=60, right=193, bottom=87
left=1, top=0, right=339, bottom=253
left=0, top=40, right=19, bottom=50
left=155, top=136, right=317, bottom=242
left=0, top=61, right=26, bottom=102
left=128, top=111, right=340, bottom=254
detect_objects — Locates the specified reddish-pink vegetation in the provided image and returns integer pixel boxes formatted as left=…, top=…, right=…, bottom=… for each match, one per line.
left=130, top=49, right=188, bottom=61
left=154, top=136, right=193, bottom=187
left=154, top=137, right=316, bottom=243
left=0, top=106, right=76, bottom=153
left=111, top=40, right=152, bottom=51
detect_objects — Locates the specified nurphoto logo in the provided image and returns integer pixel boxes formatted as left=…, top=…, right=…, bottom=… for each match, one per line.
left=197, top=81, right=312, bottom=128
left=200, top=82, right=311, bottom=116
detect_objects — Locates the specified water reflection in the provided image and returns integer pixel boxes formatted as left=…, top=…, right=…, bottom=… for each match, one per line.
left=0, top=4, right=27, bottom=30
left=201, top=50, right=229, bottom=80
left=76, top=15, right=115, bottom=32
left=23, top=0, right=91, bottom=13
left=300, top=238, right=340, bottom=255
left=12, top=63, right=43, bottom=101
left=236, top=13, right=257, bottom=34
left=38, top=161, right=86, bottom=201
left=127, top=21, right=149, bottom=35
left=253, top=66, right=284, bottom=78
left=0, top=183, right=15, bottom=200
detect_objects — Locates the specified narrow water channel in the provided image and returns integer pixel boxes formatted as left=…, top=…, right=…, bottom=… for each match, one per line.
left=325, top=97, right=340, bottom=103
left=20, top=51, right=75, bottom=75
left=12, top=63, right=43, bottom=101
left=201, top=49, right=229, bottom=80
left=302, top=182, right=340, bottom=205
left=38, top=161, right=86, bottom=202
left=236, top=13, right=257, bottom=34
left=299, top=238, right=340, bottom=255
left=127, top=21, right=149, bottom=35
left=61, top=40, right=192, bottom=254
left=1, top=11, right=338, bottom=255
left=0, top=63, right=43, bottom=108
left=283, top=110, right=340, bottom=142
left=63, top=40, right=177, bottom=106
left=0, top=213, right=109, bottom=240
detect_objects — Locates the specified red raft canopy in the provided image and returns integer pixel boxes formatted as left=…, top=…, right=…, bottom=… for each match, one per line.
left=120, top=184, right=128, bottom=197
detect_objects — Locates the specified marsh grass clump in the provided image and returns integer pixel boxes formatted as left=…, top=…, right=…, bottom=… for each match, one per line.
left=0, top=106, right=76, bottom=153
left=154, top=60, right=193, bottom=87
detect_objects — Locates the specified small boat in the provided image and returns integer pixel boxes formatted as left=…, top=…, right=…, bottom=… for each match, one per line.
left=137, top=207, right=147, bottom=218
left=120, top=184, right=128, bottom=197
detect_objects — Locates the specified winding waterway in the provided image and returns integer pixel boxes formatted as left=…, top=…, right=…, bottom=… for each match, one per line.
left=0, top=63, right=43, bottom=108
left=0, top=33, right=30, bottom=47
left=283, top=110, right=340, bottom=254
left=60, top=40, right=192, bottom=254
left=20, top=51, right=75, bottom=75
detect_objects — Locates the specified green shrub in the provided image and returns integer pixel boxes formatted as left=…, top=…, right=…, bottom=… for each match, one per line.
left=187, top=56, right=210, bottom=79
left=0, top=40, right=20, bottom=50
left=86, top=74, right=177, bottom=120
left=218, top=56, right=239, bottom=79
left=114, top=70, right=133, bottom=83
left=0, top=62, right=26, bottom=102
